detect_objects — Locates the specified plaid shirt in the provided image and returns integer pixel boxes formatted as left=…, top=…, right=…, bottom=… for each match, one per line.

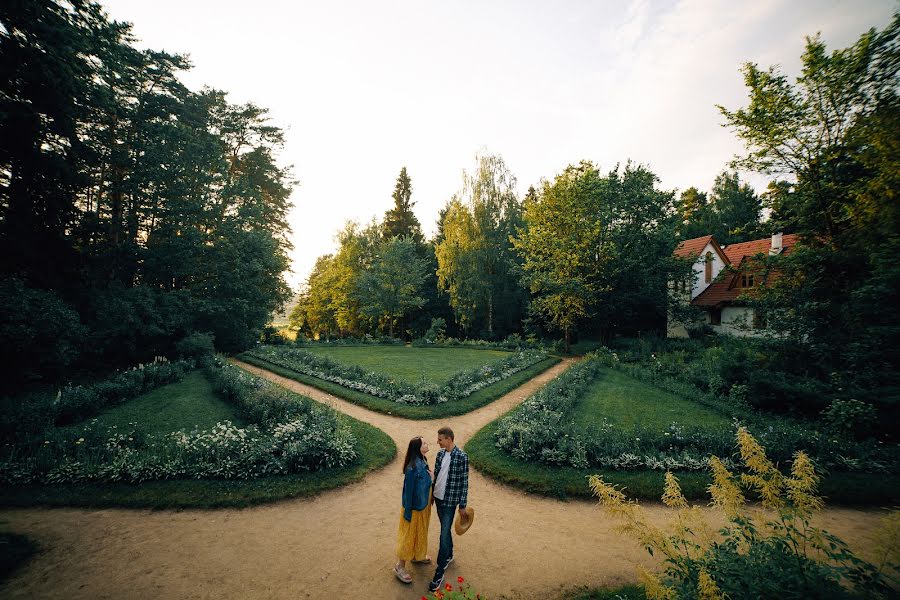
left=432, top=446, right=469, bottom=508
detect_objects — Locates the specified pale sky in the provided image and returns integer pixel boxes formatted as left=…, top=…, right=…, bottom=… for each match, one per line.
left=101, top=0, right=895, bottom=288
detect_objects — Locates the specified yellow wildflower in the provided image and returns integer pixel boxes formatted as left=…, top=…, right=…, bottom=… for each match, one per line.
left=707, top=456, right=745, bottom=518
left=785, top=451, right=823, bottom=515
left=662, top=472, right=688, bottom=508
left=638, top=566, right=677, bottom=600
left=737, top=427, right=783, bottom=510
left=697, top=568, right=725, bottom=600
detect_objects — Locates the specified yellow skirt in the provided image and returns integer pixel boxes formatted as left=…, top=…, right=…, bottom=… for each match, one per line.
left=396, top=494, right=432, bottom=561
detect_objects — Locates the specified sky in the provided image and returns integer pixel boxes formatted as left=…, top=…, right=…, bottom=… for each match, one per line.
left=100, top=0, right=896, bottom=289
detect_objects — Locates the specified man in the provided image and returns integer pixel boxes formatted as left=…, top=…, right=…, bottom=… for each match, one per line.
left=428, top=426, right=469, bottom=593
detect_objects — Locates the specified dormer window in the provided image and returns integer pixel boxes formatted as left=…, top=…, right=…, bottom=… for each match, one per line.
left=741, top=274, right=755, bottom=288
left=704, top=252, right=713, bottom=283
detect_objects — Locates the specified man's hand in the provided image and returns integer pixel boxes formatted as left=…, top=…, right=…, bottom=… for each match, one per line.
left=458, top=506, right=469, bottom=519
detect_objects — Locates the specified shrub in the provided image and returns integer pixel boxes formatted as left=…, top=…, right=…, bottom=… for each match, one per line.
left=821, top=399, right=878, bottom=441
left=243, top=346, right=548, bottom=405
left=175, top=332, right=216, bottom=363
left=590, top=428, right=898, bottom=600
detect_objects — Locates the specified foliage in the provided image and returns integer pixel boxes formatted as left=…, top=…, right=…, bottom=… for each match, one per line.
left=435, top=152, right=526, bottom=338
left=590, top=428, right=899, bottom=599
left=494, top=353, right=898, bottom=473
left=821, top=399, right=878, bottom=441
left=0, top=361, right=358, bottom=484
left=513, top=166, right=606, bottom=352
left=382, top=166, right=425, bottom=245
left=676, top=172, right=762, bottom=244
left=243, top=345, right=548, bottom=405
left=175, top=332, right=216, bottom=363
left=0, top=1, right=294, bottom=387
left=355, top=236, right=428, bottom=337
left=719, top=15, right=900, bottom=395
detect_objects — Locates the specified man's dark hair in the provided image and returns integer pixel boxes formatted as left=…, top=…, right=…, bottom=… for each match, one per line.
left=437, top=426, right=454, bottom=441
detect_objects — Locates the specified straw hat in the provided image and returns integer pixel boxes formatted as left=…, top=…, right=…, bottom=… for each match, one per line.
left=454, top=507, right=475, bottom=535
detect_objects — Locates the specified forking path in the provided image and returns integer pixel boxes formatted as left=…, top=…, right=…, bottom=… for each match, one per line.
left=0, top=359, right=887, bottom=599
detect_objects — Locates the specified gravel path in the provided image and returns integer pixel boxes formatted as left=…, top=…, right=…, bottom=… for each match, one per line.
left=0, top=359, right=889, bottom=600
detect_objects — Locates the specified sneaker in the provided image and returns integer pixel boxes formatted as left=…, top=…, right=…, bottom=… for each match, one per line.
left=427, top=574, right=444, bottom=593
left=446, top=554, right=454, bottom=566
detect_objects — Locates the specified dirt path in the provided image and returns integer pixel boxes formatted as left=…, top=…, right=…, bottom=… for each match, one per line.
left=0, top=360, right=891, bottom=600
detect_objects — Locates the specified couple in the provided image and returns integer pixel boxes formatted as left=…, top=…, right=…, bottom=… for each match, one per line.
left=394, top=426, right=470, bottom=593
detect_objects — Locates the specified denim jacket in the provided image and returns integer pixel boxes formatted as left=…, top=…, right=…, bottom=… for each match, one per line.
left=402, top=457, right=432, bottom=521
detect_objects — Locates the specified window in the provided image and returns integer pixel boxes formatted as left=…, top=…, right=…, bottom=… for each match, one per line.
left=710, top=308, right=722, bottom=325
left=704, top=252, right=713, bottom=283
left=741, top=273, right=755, bottom=288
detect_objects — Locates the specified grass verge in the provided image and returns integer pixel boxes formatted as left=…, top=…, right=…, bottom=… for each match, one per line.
left=0, top=415, right=395, bottom=510
left=0, top=532, right=38, bottom=583
left=237, top=354, right=561, bottom=419
left=466, top=420, right=900, bottom=505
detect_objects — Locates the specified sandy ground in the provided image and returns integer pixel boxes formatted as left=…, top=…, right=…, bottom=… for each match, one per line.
left=0, top=359, right=892, bottom=600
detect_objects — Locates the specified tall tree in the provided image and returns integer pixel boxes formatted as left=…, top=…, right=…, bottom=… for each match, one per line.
left=676, top=186, right=712, bottom=240
left=383, top=167, right=424, bottom=245
left=435, top=153, right=525, bottom=338
left=356, top=236, right=428, bottom=337
left=719, top=14, right=900, bottom=384
left=708, top=171, right=762, bottom=244
left=512, top=162, right=607, bottom=352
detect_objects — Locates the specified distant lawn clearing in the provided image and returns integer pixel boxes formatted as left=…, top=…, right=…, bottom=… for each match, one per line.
left=66, top=370, right=244, bottom=435
left=575, top=368, right=730, bottom=430
left=300, top=345, right=511, bottom=384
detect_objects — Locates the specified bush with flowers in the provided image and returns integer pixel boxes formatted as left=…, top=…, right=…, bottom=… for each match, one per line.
left=0, top=359, right=358, bottom=484
left=424, top=576, right=484, bottom=600
left=590, top=427, right=899, bottom=599
left=492, top=355, right=899, bottom=474
left=242, top=345, right=548, bottom=405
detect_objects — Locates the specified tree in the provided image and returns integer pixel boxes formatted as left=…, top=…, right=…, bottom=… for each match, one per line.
left=383, top=167, right=424, bottom=245
left=356, top=237, right=428, bottom=337
left=708, top=171, right=762, bottom=244
left=435, top=152, right=525, bottom=338
left=719, top=14, right=900, bottom=386
left=513, top=163, right=607, bottom=352
left=676, top=186, right=713, bottom=240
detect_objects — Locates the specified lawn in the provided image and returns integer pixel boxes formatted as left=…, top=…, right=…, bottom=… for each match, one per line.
left=299, top=345, right=512, bottom=384
left=1, top=369, right=397, bottom=509
left=64, top=370, right=244, bottom=435
left=239, top=353, right=562, bottom=419
left=575, top=368, right=729, bottom=430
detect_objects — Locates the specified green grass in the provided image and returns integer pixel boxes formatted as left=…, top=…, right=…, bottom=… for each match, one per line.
left=0, top=532, right=37, bottom=583
left=238, top=354, right=561, bottom=419
left=299, top=345, right=512, bottom=385
left=65, top=370, right=244, bottom=435
left=466, top=420, right=900, bottom=505
left=0, top=415, right=395, bottom=509
left=576, top=368, right=729, bottom=430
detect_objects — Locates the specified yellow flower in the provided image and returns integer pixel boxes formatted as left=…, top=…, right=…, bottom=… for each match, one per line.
left=785, top=451, right=823, bottom=515
left=707, top=456, right=745, bottom=518
left=697, top=568, right=725, bottom=600
left=638, top=566, right=677, bottom=600
left=737, top=427, right=783, bottom=510
left=662, top=472, right=688, bottom=508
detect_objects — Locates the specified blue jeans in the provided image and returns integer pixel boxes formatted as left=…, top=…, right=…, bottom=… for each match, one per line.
left=432, top=498, right=457, bottom=582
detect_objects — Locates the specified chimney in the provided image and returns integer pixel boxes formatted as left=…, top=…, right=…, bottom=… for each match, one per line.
left=770, top=232, right=783, bottom=255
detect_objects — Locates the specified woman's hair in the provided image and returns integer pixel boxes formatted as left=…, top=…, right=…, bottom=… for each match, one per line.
left=402, top=436, right=424, bottom=473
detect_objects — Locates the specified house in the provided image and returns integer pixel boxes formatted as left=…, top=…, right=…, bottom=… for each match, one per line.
left=667, top=232, right=801, bottom=337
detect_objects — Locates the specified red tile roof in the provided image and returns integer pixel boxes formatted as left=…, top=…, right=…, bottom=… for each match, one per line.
left=722, top=233, right=802, bottom=263
left=689, top=233, right=803, bottom=308
left=674, top=235, right=729, bottom=263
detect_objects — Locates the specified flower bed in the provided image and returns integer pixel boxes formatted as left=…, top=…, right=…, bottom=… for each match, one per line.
left=0, top=360, right=357, bottom=484
left=492, top=355, right=899, bottom=473
left=242, top=345, right=549, bottom=405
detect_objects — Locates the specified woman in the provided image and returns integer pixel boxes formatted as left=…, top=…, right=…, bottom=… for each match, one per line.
left=394, top=435, right=433, bottom=584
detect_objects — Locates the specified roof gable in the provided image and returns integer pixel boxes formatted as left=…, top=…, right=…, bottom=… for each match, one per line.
left=673, top=235, right=729, bottom=264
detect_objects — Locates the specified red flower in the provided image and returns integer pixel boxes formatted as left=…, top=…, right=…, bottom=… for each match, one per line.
left=457, top=576, right=465, bottom=583
left=445, top=583, right=453, bottom=591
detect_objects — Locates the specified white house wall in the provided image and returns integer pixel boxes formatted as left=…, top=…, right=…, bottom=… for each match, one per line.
left=691, top=242, right=727, bottom=299
left=709, top=306, right=761, bottom=337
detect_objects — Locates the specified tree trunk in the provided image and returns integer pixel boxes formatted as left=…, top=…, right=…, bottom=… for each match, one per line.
left=564, top=327, right=571, bottom=354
